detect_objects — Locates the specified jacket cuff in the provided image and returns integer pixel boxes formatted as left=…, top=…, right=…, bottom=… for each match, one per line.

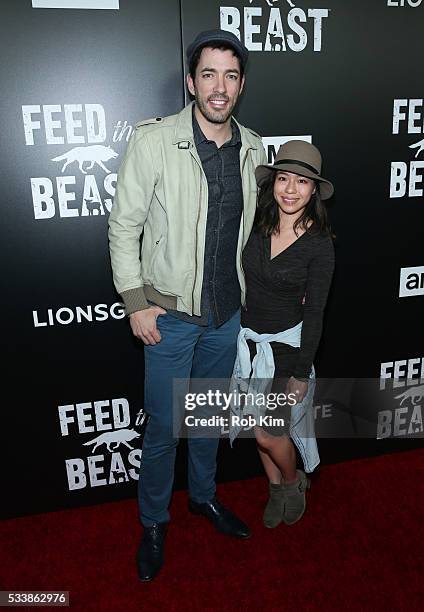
left=292, top=366, right=311, bottom=382
left=121, top=288, right=150, bottom=315
left=293, top=375, right=309, bottom=383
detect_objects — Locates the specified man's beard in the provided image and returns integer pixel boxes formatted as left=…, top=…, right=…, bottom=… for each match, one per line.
left=194, top=92, right=237, bottom=124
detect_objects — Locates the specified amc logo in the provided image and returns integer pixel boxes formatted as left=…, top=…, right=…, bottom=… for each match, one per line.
left=32, top=0, right=119, bottom=9
left=399, top=266, right=424, bottom=297
left=387, top=0, right=423, bottom=6
left=262, top=136, right=312, bottom=164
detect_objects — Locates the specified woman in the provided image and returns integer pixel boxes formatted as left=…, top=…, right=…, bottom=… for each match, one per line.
left=234, top=140, right=335, bottom=528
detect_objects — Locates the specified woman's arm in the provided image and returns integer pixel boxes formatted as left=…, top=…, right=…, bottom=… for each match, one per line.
left=293, top=234, right=335, bottom=381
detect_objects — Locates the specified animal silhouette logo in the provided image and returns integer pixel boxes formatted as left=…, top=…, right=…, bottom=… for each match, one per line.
left=394, top=384, right=424, bottom=406
left=409, top=138, right=424, bottom=159
left=82, top=428, right=141, bottom=453
left=249, top=0, right=296, bottom=7
left=83, top=197, right=104, bottom=216
left=249, top=0, right=297, bottom=50
left=51, top=145, right=119, bottom=174
left=110, top=468, right=128, bottom=483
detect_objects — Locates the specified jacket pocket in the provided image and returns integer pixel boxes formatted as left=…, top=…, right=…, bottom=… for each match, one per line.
left=150, top=235, right=164, bottom=275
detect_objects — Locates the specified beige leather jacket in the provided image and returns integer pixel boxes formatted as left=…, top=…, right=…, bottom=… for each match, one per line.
left=108, top=102, right=267, bottom=316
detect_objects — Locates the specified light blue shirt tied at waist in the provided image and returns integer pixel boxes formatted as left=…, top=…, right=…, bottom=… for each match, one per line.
left=228, top=322, right=320, bottom=473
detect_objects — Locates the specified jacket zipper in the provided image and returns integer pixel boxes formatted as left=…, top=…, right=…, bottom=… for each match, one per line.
left=189, top=145, right=205, bottom=315
left=239, top=146, right=252, bottom=301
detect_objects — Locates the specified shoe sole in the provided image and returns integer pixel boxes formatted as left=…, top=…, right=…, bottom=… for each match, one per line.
left=263, top=520, right=283, bottom=528
left=282, top=508, right=306, bottom=526
left=138, top=568, right=163, bottom=582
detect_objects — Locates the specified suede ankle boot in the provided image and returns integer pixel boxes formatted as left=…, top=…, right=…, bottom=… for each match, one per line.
left=263, top=482, right=284, bottom=528
left=282, top=470, right=310, bottom=525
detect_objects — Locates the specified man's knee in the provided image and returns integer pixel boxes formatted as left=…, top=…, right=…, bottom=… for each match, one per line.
left=143, top=411, right=180, bottom=451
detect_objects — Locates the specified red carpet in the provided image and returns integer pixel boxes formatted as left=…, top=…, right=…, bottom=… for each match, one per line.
left=2, top=448, right=424, bottom=611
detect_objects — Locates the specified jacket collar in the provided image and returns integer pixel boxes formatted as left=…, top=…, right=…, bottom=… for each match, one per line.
left=173, top=101, right=259, bottom=151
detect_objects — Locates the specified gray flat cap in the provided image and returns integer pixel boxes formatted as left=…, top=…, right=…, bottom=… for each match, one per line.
left=186, top=29, right=248, bottom=69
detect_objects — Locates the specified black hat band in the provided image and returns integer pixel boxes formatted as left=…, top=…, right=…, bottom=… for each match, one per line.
left=273, top=159, right=320, bottom=176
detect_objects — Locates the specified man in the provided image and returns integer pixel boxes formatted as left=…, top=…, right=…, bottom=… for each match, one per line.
left=108, top=29, right=266, bottom=581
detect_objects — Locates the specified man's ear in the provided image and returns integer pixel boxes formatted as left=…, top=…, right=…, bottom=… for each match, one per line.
left=186, top=73, right=195, bottom=97
left=239, top=75, right=245, bottom=95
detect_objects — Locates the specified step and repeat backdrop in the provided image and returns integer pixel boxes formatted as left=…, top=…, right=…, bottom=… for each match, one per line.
left=1, top=0, right=423, bottom=519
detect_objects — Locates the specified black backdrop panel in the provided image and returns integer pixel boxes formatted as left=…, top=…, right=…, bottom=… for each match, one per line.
left=1, top=0, right=183, bottom=519
left=1, top=0, right=423, bottom=519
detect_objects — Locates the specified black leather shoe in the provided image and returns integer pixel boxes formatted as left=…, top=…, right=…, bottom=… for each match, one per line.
left=188, top=497, right=251, bottom=539
left=136, top=522, right=168, bottom=582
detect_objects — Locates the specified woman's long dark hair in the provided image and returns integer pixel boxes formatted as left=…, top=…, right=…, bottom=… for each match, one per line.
left=254, top=173, right=334, bottom=238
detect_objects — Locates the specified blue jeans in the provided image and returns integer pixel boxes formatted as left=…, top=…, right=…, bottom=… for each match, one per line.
left=139, top=309, right=240, bottom=526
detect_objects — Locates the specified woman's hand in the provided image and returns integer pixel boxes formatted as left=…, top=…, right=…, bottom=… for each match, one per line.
left=286, top=376, right=308, bottom=403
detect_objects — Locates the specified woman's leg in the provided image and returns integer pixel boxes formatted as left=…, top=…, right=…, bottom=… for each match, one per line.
left=256, top=428, right=310, bottom=526
left=254, top=427, right=297, bottom=528
left=254, top=427, right=297, bottom=483
left=254, top=349, right=299, bottom=483
left=254, top=348, right=310, bottom=526
left=256, top=445, right=282, bottom=484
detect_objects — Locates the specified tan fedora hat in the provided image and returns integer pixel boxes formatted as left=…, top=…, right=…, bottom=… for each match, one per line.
left=255, top=140, right=334, bottom=200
